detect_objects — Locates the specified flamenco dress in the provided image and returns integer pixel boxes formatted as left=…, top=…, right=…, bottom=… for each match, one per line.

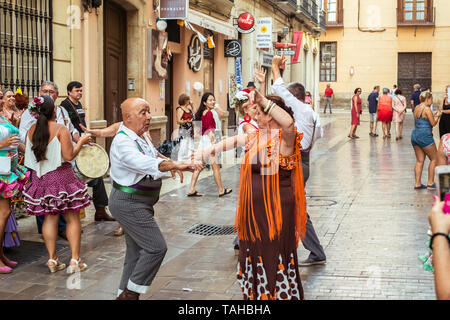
left=23, top=132, right=91, bottom=216
left=0, top=116, right=30, bottom=247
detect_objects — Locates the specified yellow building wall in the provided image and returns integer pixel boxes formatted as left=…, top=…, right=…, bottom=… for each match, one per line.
left=319, top=0, right=450, bottom=107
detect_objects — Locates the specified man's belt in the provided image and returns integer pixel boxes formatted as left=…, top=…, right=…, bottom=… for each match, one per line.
left=113, top=181, right=161, bottom=197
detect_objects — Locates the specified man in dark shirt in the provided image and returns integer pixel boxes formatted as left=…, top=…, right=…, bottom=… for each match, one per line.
left=60, top=81, right=118, bottom=227
left=410, top=84, right=422, bottom=112
left=368, top=85, right=380, bottom=137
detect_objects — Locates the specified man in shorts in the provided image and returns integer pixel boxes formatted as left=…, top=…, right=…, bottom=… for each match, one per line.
left=368, top=86, right=380, bottom=137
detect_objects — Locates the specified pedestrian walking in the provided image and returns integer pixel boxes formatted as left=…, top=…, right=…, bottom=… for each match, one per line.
left=324, top=84, right=333, bottom=114
left=195, top=90, right=308, bottom=300
left=23, top=95, right=93, bottom=274
left=411, top=91, right=441, bottom=190
left=438, top=85, right=450, bottom=138
left=108, top=97, right=202, bottom=300
left=191, top=92, right=232, bottom=197
left=271, top=55, right=326, bottom=266
left=348, top=88, right=362, bottom=139
left=392, top=89, right=407, bottom=140
left=377, top=88, right=393, bottom=139
left=368, top=86, right=380, bottom=137
left=0, top=114, right=30, bottom=274
left=411, top=84, right=422, bottom=112
left=176, top=93, right=194, bottom=162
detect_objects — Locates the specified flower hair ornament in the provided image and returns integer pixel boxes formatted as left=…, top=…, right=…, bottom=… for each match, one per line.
left=232, top=88, right=251, bottom=109
left=29, top=96, right=45, bottom=119
left=14, top=87, right=23, bottom=96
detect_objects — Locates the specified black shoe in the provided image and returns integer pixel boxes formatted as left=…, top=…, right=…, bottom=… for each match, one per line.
left=298, top=258, right=326, bottom=267
left=234, top=244, right=239, bottom=255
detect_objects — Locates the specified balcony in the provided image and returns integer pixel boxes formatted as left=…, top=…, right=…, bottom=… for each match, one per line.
left=189, top=0, right=234, bottom=20
left=276, top=0, right=298, bottom=14
left=325, top=8, right=343, bottom=27
left=299, top=0, right=319, bottom=24
left=319, top=11, right=326, bottom=30
left=397, top=6, right=435, bottom=26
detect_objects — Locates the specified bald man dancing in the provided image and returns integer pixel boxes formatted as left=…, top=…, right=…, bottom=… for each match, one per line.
left=110, top=98, right=202, bottom=300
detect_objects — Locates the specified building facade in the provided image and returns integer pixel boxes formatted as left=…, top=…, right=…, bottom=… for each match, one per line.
left=0, top=0, right=325, bottom=147
left=319, top=0, right=450, bottom=108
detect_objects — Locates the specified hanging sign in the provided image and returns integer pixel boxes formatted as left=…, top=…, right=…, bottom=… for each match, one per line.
left=256, top=17, right=272, bottom=49
left=235, top=57, right=243, bottom=89
left=159, top=0, right=188, bottom=20
left=261, top=52, right=273, bottom=68
left=236, top=13, right=255, bottom=34
left=224, top=39, right=242, bottom=57
left=188, top=34, right=203, bottom=72
left=291, top=31, right=303, bottom=64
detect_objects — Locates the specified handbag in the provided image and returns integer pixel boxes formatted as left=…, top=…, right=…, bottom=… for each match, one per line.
left=0, top=155, right=11, bottom=175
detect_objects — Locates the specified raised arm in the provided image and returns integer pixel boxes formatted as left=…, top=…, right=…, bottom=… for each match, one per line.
left=254, top=64, right=267, bottom=94
left=80, top=122, right=121, bottom=138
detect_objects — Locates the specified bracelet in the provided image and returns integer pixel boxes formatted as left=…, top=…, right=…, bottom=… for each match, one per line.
left=268, top=103, right=275, bottom=115
left=264, top=100, right=273, bottom=113
left=429, top=232, right=450, bottom=250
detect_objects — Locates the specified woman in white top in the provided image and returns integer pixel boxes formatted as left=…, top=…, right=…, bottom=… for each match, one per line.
left=23, top=96, right=92, bottom=273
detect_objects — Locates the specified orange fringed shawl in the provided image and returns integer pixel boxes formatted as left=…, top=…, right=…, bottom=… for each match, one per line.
left=235, top=129, right=307, bottom=247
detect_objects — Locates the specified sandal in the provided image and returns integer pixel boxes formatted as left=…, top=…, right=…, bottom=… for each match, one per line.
left=187, top=191, right=203, bottom=197
left=67, top=258, right=88, bottom=274
left=219, top=188, right=232, bottom=197
left=47, top=258, right=66, bottom=273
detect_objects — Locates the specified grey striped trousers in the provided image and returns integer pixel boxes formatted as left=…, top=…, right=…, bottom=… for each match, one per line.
left=109, top=177, right=167, bottom=295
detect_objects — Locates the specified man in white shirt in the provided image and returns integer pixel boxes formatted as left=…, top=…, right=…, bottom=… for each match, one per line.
left=110, top=97, right=202, bottom=300
left=271, top=55, right=326, bottom=267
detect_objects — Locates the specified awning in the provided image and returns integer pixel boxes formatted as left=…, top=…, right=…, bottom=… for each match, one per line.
left=186, top=9, right=236, bottom=38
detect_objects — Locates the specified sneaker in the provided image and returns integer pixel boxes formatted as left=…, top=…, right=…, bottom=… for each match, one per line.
left=298, top=258, right=326, bottom=267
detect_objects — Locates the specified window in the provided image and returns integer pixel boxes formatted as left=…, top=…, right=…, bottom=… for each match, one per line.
left=324, top=0, right=343, bottom=26
left=326, top=0, right=337, bottom=22
left=0, top=0, right=53, bottom=97
left=404, top=0, right=427, bottom=21
left=320, top=42, right=336, bottom=82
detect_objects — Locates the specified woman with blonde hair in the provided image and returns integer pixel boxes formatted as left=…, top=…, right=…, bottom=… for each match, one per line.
left=411, top=91, right=441, bottom=190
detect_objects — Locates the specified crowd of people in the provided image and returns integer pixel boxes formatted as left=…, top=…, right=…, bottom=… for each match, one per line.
left=0, top=54, right=448, bottom=300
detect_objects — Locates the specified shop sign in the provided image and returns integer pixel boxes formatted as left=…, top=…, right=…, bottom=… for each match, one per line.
left=235, top=57, right=243, bottom=89
left=236, top=13, right=255, bottom=34
left=261, top=52, right=273, bottom=68
left=188, top=34, right=203, bottom=72
left=256, top=17, right=272, bottom=49
left=224, top=39, right=242, bottom=57
left=276, top=50, right=296, bottom=56
left=159, top=0, right=188, bottom=20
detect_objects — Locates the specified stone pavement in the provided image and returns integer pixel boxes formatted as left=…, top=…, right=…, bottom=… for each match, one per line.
left=0, top=111, right=437, bottom=300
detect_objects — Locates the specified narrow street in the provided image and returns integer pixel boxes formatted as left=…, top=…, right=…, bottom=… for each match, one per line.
left=0, top=111, right=436, bottom=300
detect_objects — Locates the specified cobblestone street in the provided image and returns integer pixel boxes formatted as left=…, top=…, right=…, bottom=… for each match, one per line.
left=0, top=111, right=437, bottom=300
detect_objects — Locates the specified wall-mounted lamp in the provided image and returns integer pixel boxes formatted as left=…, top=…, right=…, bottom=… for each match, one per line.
left=349, top=66, right=355, bottom=76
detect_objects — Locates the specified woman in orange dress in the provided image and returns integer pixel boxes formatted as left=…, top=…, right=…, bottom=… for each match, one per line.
left=377, top=88, right=393, bottom=139
left=196, top=90, right=307, bottom=300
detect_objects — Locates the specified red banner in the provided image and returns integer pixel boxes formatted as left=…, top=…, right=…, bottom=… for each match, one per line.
left=291, top=31, right=303, bottom=64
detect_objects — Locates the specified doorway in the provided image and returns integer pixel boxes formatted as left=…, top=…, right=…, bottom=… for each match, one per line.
left=398, top=52, right=432, bottom=104
left=103, top=1, right=127, bottom=150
